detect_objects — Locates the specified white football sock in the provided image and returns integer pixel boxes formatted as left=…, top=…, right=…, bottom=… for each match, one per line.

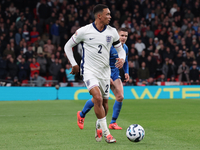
left=98, top=117, right=110, bottom=137
left=96, top=119, right=101, bottom=129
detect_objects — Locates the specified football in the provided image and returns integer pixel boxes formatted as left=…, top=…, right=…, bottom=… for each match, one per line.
left=126, top=124, right=145, bottom=142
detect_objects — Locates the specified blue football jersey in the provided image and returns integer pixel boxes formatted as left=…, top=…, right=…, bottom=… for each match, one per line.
left=109, top=44, right=129, bottom=74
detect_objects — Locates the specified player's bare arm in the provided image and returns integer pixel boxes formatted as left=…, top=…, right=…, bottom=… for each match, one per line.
left=124, top=73, right=129, bottom=82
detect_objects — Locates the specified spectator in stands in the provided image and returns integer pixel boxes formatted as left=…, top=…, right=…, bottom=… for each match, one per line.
left=157, top=74, right=166, bottom=82
left=18, top=57, right=29, bottom=81
left=192, top=42, right=200, bottom=56
left=169, top=75, right=176, bottom=82
left=16, top=54, right=22, bottom=65
left=153, top=49, right=162, bottom=63
left=184, top=51, right=193, bottom=67
left=71, top=20, right=80, bottom=35
left=24, top=7, right=34, bottom=24
left=61, top=53, right=70, bottom=67
left=47, top=53, right=55, bottom=70
left=196, top=50, right=200, bottom=66
left=135, top=38, right=146, bottom=56
left=35, top=36, right=45, bottom=47
left=0, top=40, right=3, bottom=57
left=147, top=77, right=156, bottom=85
left=174, top=50, right=184, bottom=68
left=33, top=72, right=46, bottom=87
left=132, top=55, right=140, bottom=70
left=129, top=61, right=137, bottom=81
left=32, top=19, right=42, bottom=35
left=138, top=50, right=146, bottom=66
left=190, top=50, right=196, bottom=61
left=0, top=23, right=8, bottom=36
left=12, top=76, right=21, bottom=86
left=22, top=24, right=30, bottom=42
left=189, top=61, right=199, bottom=84
left=141, top=31, right=149, bottom=46
left=38, top=0, right=51, bottom=33
left=55, top=51, right=61, bottom=59
left=163, top=46, right=174, bottom=60
left=137, top=62, right=149, bottom=81
left=65, top=64, right=75, bottom=82
left=162, top=58, right=176, bottom=80
left=155, top=60, right=163, bottom=77
left=3, top=43, right=15, bottom=59
left=37, top=50, right=47, bottom=76
left=51, top=20, right=60, bottom=46
left=157, top=27, right=168, bottom=43
left=7, top=57, right=18, bottom=80
left=43, top=46, right=51, bottom=58
left=128, top=47, right=138, bottom=61
left=43, top=39, right=55, bottom=55
left=15, top=27, right=22, bottom=46
left=58, top=67, right=67, bottom=83
left=49, top=58, right=62, bottom=80
left=125, top=77, right=135, bottom=86
left=154, top=24, right=162, bottom=37
left=0, top=56, right=7, bottom=79
left=46, top=12, right=57, bottom=28
left=16, top=13, right=25, bottom=29
left=20, top=42, right=28, bottom=54
left=30, top=27, right=39, bottom=44
left=185, top=33, right=192, bottom=48
left=146, top=37, right=155, bottom=56
left=25, top=46, right=34, bottom=61
left=10, top=42, right=18, bottom=58
left=177, top=61, right=190, bottom=82
left=146, top=25, right=154, bottom=39
left=146, top=55, right=157, bottom=78
left=59, top=20, right=69, bottom=47
left=30, top=57, right=40, bottom=78
left=184, top=9, right=194, bottom=22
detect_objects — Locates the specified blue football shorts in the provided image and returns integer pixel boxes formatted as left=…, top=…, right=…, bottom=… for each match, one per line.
left=111, top=68, right=121, bottom=81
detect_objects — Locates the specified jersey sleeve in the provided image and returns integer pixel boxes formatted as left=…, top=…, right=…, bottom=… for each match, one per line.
left=112, top=28, right=120, bottom=44
left=64, top=27, right=85, bottom=66
left=112, top=28, right=126, bottom=61
left=71, top=27, right=85, bottom=44
left=123, top=44, right=129, bottom=74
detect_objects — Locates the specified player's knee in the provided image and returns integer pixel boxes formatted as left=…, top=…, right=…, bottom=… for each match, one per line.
left=116, top=94, right=124, bottom=102
left=93, top=95, right=103, bottom=107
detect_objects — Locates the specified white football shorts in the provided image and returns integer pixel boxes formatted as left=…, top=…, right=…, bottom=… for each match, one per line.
left=84, top=76, right=110, bottom=99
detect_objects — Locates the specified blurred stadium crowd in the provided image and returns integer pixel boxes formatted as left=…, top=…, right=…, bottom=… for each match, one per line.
left=0, top=0, right=200, bottom=86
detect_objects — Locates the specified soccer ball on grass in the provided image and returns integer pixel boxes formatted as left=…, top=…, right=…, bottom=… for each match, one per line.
left=126, top=124, right=145, bottom=142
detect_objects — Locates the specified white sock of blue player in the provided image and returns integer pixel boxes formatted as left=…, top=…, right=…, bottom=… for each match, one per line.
left=80, top=99, right=94, bottom=118
left=110, top=100, right=122, bottom=124
left=98, top=117, right=110, bottom=137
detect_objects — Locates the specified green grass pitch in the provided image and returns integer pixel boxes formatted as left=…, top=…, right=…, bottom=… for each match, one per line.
left=0, top=99, right=200, bottom=150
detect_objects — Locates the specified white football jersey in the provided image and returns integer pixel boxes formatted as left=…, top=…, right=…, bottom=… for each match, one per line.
left=71, top=22, right=120, bottom=80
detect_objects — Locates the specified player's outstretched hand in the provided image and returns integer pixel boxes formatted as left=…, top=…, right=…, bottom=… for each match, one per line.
left=70, top=65, right=79, bottom=75
left=115, top=58, right=125, bottom=69
left=124, top=73, right=129, bottom=82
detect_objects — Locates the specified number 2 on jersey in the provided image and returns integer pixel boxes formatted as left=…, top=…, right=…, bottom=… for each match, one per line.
left=98, top=45, right=102, bottom=54
left=105, top=84, right=109, bottom=93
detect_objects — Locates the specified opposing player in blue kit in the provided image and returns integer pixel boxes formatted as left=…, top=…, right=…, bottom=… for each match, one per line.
left=108, top=27, right=129, bottom=130
left=77, top=27, right=129, bottom=130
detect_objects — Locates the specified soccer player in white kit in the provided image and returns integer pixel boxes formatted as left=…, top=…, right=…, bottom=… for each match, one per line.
left=64, top=4, right=126, bottom=143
